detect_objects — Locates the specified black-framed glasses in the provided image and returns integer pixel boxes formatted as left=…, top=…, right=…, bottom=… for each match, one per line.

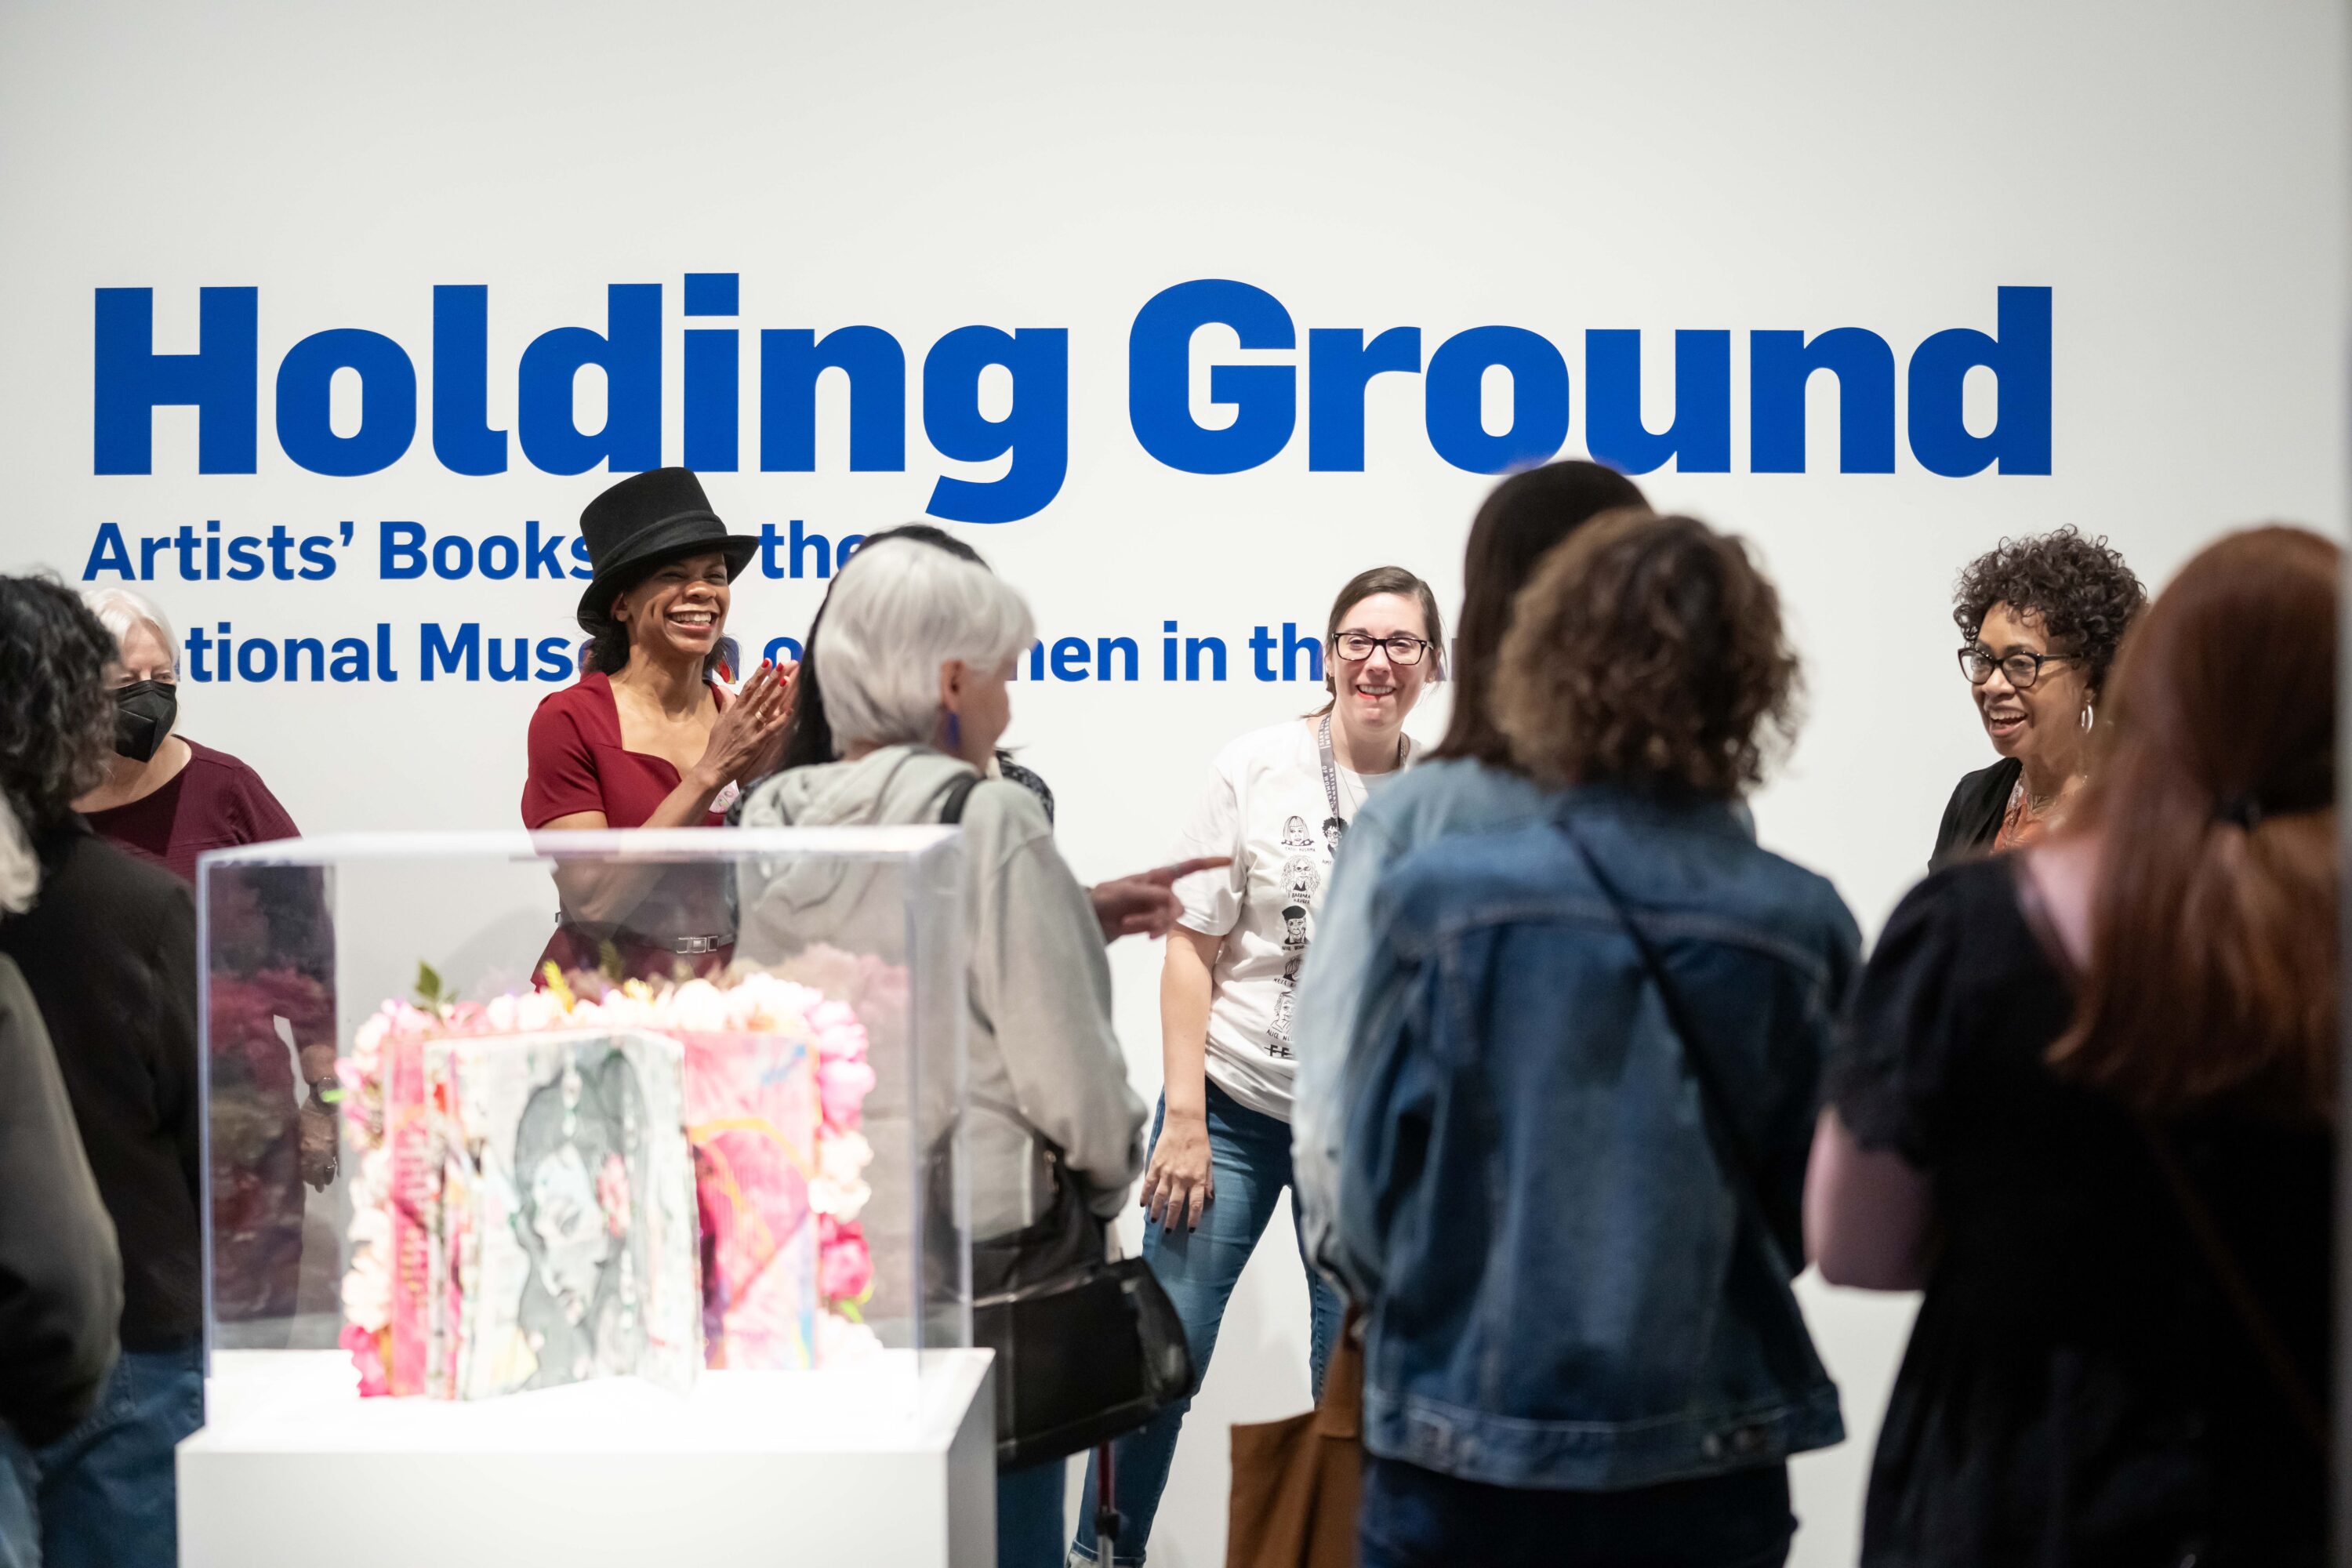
left=1334, top=631, right=1432, bottom=666
left=1958, top=646, right=2075, bottom=690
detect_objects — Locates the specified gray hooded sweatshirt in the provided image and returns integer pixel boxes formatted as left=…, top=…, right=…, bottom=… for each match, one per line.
left=735, top=745, right=1145, bottom=1239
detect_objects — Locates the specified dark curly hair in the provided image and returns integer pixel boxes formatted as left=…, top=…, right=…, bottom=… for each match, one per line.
left=0, top=575, right=118, bottom=829
left=1951, top=526, right=2147, bottom=699
left=1493, top=511, right=1801, bottom=799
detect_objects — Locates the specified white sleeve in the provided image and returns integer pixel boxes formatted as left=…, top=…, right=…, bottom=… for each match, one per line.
left=1171, top=757, right=1247, bottom=938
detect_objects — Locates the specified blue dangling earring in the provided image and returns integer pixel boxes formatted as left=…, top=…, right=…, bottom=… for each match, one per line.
left=945, top=710, right=962, bottom=754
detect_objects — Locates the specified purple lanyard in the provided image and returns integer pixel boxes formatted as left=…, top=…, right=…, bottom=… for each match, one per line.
left=1316, top=714, right=1405, bottom=833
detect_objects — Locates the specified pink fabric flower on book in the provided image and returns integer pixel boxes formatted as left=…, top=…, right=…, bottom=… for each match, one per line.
left=817, top=1056, right=877, bottom=1133
left=818, top=1215, right=873, bottom=1304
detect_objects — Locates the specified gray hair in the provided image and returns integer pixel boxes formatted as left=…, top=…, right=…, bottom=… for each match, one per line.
left=0, top=792, right=35, bottom=915
left=813, top=537, right=1036, bottom=753
left=82, top=585, right=178, bottom=671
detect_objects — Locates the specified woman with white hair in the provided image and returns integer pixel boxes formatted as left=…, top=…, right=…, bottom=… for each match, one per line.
left=733, top=535, right=1149, bottom=1568
left=73, top=585, right=302, bottom=884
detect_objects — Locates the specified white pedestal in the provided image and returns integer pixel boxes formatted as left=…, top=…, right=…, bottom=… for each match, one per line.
left=179, top=1348, right=997, bottom=1567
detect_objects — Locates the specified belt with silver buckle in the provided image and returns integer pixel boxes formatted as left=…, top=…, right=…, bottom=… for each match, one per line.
left=557, top=916, right=731, bottom=956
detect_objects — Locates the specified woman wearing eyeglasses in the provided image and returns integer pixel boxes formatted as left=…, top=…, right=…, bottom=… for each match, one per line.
left=1935, top=528, right=2147, bottom=867
left=1069, top=566, right=1444, bottom=1567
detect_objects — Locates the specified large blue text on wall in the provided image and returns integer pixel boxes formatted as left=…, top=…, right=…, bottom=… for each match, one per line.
left=93, top=278, right=2053, bottom=521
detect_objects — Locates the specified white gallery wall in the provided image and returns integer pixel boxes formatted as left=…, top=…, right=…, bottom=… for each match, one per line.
left=2, top=3, right=2345, bottom=1563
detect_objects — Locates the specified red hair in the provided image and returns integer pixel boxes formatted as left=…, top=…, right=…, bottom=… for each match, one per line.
left=2050, top=526, right=2338, bottom=1117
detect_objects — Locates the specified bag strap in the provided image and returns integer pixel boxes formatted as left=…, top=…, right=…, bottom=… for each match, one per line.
left=2137, top=1120, right=2327, bottom=1451
left=2008, top=865, right=2325, bottom=1452
left=1553, top=815, right=1806, bottom=1279
left=931, top=769, right=1105, bottom=1246
left=938, top=771, right=983, bottom=826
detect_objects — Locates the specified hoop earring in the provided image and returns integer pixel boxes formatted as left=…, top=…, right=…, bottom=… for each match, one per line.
left=944, top=710, right=963, bottom=754
left=2078, top=702, right=2095, bottom=733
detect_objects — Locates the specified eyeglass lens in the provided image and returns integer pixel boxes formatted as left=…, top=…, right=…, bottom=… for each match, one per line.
left=1338, top=633, right=1425, bottom=665
left=1961, top=650, right=2043, bottom=688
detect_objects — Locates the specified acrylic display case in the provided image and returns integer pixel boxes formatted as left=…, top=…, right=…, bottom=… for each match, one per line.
left=180, top=829, right=992, bottom=1568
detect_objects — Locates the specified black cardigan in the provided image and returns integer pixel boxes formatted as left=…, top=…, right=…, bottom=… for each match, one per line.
left=0, top=955, right=122, bottom=1442
left=0, top=819, right=201, bottom=1349
left=1930, top=757, right=2022, bottom=872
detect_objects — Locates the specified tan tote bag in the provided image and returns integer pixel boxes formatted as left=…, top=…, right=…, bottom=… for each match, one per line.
left=1225, top=1308, right=1364, bottom=1568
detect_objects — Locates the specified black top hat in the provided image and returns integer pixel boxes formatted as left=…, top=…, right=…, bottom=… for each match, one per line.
left=575, top=467, right=759, bottom=630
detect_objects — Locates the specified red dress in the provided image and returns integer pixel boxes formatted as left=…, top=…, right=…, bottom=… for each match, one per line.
left=521, top=670, right=732, bottom=982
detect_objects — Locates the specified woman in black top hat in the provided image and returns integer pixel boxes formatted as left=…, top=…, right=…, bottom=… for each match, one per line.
left=521, top=468, right=795, bottom=981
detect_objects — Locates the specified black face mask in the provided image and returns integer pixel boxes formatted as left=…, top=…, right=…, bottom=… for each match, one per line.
left=112, top=680, right=178, bottom=763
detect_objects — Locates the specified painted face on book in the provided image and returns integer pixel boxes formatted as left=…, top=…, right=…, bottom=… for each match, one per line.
left=613, top=551, right=731, bottom=668
left=1330, top=591, right=1431, bottom=736
left=529, top=1144, right=613, bottom=1323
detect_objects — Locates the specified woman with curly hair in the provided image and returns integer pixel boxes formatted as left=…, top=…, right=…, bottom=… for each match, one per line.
left=1334, top=513, right=1857, bottom=1568
left=1811, top=526, right=2336, bottom=1564
left=0, top=575, right=202, bottom=1568
left=1936, top=527, right=2147, bottom=865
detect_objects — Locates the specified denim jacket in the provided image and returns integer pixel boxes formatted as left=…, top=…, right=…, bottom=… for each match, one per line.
left=1336, top=786, right=1858, bottom=1490
left=1292, top=758, right=1559, bottom=1288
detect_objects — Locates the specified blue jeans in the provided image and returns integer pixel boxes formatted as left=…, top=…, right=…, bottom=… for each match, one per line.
left=0, top=1427, right=35, bottom=1568
left=998, top=1457, right=1069, bottom=1568
left=13, top=1344, right=203, bottom=1568
left=1359, top=1454, right=1794, bottom=1568
left=1070, top=1082, right=1345, bottom=1565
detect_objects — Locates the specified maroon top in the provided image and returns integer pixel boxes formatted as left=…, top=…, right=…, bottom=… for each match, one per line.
left=85, top=739, right=300, bottom=885
left=521, top=670, right=727, bottom=831
left=521, top=671, right=730, bottom=982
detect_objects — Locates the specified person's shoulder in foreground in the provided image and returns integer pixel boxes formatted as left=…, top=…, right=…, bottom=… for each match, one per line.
left=0, top=953, right=122, bottom=1446
left=1349, top=753, right=1551, bottom=850
left=1381, top=788, right=1849, bottom=941
left=24, top=818, right=191, bottom=932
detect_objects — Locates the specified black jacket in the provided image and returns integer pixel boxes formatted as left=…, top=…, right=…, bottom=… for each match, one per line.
left=1931, top=758, right=2021, bottom=872
left=0, top=954, right=122, bottom=1443
left=0, top=819, right=201, bottom=1350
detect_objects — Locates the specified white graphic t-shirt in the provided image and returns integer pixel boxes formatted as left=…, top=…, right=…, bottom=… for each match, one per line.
left=1171, top=717, right=1410, bottom=1120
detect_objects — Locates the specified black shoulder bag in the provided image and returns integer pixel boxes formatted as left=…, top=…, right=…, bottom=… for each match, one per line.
left=932, top=773, right=1194, bottom=1469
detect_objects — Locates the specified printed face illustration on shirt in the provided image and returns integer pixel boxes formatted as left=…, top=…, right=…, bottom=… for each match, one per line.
left=1281, top=814, right=1316, bottom=849
left=1281, top=855, right=1321, bottom=902
left=1266, top=987, right=1295, bottom=1053
left=1323, top=815, right=1347, bottom=851
left=1282, top=955, right=1302, bottom=985
left=1281, top=904, right=1308, bottom=949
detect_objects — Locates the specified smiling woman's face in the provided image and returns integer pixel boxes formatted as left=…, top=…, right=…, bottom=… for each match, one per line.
left=614, top=553, right=731, bottom=666
left=1330, top=591, right=1432, bottom=733
left=1969, top=601, right=2090, bottom=764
